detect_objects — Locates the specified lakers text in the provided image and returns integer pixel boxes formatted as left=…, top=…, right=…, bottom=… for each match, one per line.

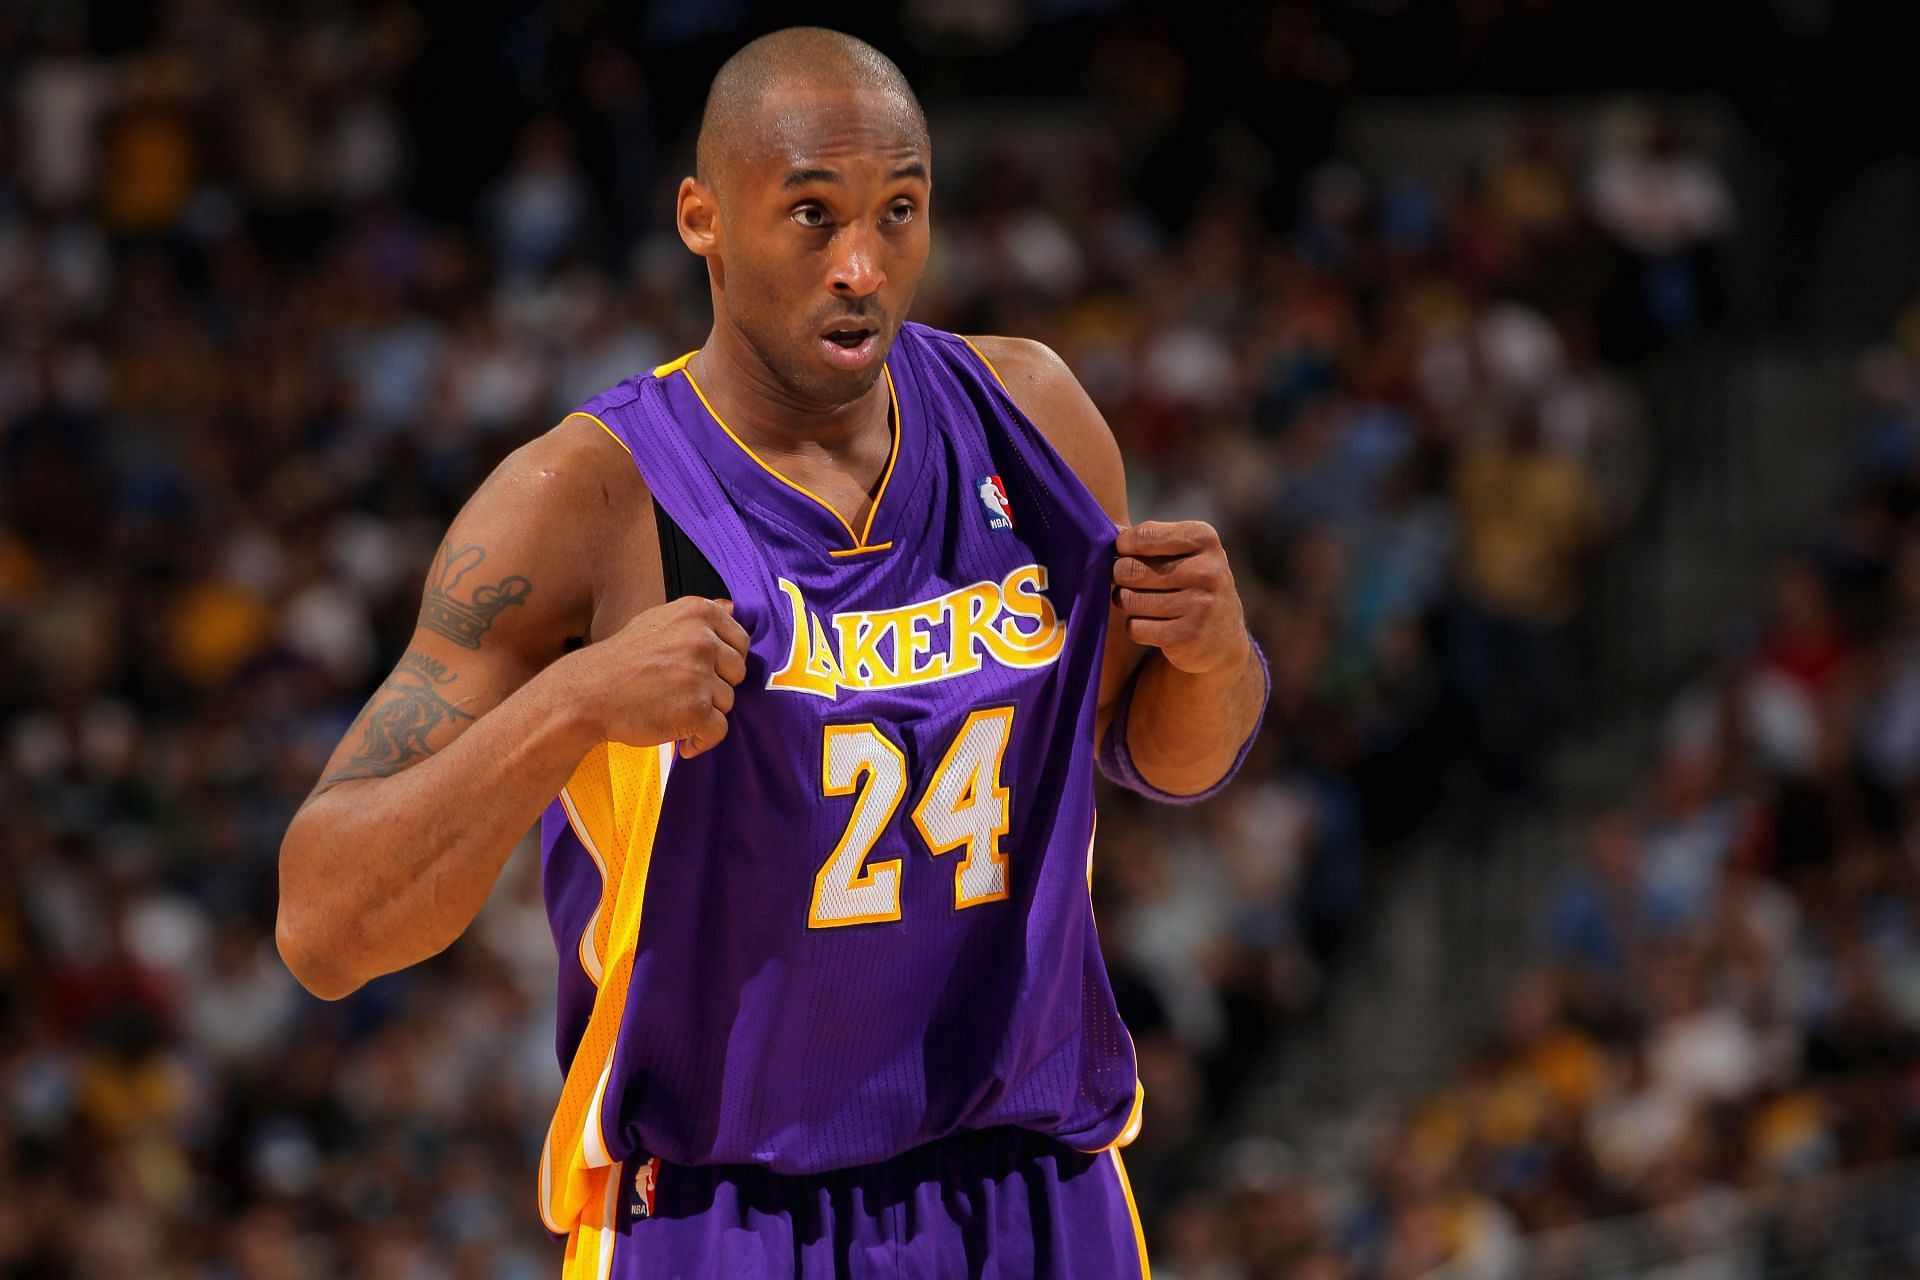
left=769, top=565, right=1065, bottom=699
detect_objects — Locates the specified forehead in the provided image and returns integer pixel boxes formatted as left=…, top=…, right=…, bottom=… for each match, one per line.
left=733, top=85, right=927, bottom=186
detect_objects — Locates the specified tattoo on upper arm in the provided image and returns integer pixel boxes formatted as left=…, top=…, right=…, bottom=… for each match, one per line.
left=322, top=652, right=478, bottom=784
left=418, top=543, right=532, bottom=649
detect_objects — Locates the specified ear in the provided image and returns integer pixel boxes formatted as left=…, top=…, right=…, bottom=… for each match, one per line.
left=677, top=177, right=719, bottom=258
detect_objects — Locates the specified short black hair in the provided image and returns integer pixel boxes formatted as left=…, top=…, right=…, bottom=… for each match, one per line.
left=695, top=27, right=929, bottom=187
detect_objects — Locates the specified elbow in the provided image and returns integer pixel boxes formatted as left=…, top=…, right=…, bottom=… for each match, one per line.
left=275, top=908, right=364, bottom=1001
left=276, top=826, right=365, bottom=1001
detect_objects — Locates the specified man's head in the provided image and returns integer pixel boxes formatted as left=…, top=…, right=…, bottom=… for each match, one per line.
left=678, top=28, right=931, bottom=407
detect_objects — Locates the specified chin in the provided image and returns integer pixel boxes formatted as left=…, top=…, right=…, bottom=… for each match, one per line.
left=817, top=362, right=888, bottom=404
left=792, top=332, right=895, bottom=406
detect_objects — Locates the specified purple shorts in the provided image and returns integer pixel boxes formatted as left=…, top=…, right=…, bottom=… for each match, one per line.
left=563, top=1127, right=1150, bottom=1279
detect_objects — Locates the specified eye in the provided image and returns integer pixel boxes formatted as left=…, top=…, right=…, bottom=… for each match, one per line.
left=791, top=204, right=830, bottom=229
left=883, top=200, right=916, bottom=225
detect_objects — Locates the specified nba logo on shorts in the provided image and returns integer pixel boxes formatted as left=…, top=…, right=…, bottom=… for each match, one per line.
left=629, top=1155, right=660, bottom=1220
left=977, top=475, right=1014, bottom=530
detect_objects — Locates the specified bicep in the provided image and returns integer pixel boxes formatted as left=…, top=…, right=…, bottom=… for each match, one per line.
left=308, top=418, right=624, bottom=796
left=312, top=613, right=540, bottom=792
left=966, top=336, right=1147, bottom=737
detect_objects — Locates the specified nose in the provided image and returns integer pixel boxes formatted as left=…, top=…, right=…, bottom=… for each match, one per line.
left=828, top=223, right=885, bottom=299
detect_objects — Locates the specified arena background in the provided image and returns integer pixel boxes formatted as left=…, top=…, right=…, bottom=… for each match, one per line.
left=6, top=1, right=1920, bottom=1276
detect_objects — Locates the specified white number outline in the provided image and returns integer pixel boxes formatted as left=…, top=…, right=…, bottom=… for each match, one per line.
left=807, top=708, right=1018, bottom=928
left=808, top=723, right=908, bottom=928
left=911, top=707, right=1014, bottom=909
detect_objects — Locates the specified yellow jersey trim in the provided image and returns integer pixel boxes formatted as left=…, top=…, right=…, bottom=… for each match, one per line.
left=558, top=1161, right=620, bottom=1280
left=539, top=741, right=674, bottom=1237
left=661, top=352, right=900, bottom=553
left=959, top=335, right=1009, bottom=389
left=557, top=786, right=611, bottom=985
left=826, top=541, right=895, bottom=558
left=1109, top=1148, right=1152, bottom=1278
left=1075, top=1077, right=1146, bottom=1154
left=1115, top=1080, right=1147, bottom=1147
left=564, top=410, right=632, bottom=457
left=1076, top=812, right=1147, bottom=1157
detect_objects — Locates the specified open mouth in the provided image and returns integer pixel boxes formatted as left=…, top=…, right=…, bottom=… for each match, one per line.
left=824, top=327, right=873, bottom=349
left=818, top=323, right=880, bottom=370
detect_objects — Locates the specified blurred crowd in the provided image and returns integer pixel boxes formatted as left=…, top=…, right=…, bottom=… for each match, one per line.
left=0, top=4, right=1747, bottom=1278
left=1144, top=320, right=1920, bottom=1279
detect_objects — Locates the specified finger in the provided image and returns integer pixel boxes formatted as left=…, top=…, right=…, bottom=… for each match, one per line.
left=712, top=638, right=749, bottom=686
left=1124, top=615, right=1199, bottom=649
left=678, top=706, right=731, bottom=759
left=710, top=678, right=736, bottom=715
left=1112, top=555, right=1194, bottom=588
left=1116, top=521, right=1215, bottom=558
left=1114, top=587, right=1203, bottom=620
left=709, top=602, right=752, bottom=656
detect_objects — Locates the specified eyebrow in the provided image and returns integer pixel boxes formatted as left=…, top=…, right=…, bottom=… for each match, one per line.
left=781, top=166, right=841, bottom=190
left=780, top=161, right=929, bottom=191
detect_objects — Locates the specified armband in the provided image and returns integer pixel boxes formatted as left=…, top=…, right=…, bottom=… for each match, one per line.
left=1096, top=637, right=1270, bottom=804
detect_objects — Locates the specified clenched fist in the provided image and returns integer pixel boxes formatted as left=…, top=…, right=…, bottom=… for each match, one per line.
left=567, top=596, right=751, bottom=758
left=1112, top=521, right=1251, bottom=676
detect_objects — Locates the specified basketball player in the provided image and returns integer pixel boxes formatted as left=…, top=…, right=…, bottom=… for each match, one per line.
left=278, top=28, right=1266, bottom=1278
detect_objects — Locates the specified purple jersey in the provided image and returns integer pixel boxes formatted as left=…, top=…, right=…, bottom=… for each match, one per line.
left=536, top=324, right=1140, bottom=1236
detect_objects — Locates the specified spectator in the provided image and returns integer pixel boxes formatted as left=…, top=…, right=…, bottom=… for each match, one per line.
left=1446, top=413, right=1600, bottom=791
left=0, top=9, right=1682, bottom=1276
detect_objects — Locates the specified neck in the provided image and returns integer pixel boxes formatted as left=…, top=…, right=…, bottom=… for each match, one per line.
left=689, top=318, right=889, bottom=459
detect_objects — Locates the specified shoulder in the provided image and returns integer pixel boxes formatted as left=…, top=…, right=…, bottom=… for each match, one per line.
left=962, top=334, right=1127, bottom=524
left=486, top=410, right=650, bottom=520
left=962, top=333, right=1069, bottom=404
left=452, top=411, right=656, bottom=642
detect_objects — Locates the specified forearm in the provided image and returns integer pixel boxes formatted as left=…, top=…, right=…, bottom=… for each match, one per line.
left=1122, top=637, right=1268, bottom=797
left=278, top=659, right=599, bottom=998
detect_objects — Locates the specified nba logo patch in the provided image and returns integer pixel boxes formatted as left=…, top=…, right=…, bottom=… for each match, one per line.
left=977, top=475, right=1014, bottom=531
left=629, top=1155, right=660, bottom=1220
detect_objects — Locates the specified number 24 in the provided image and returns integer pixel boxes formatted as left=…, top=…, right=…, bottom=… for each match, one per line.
left=810, top=708, right=1014, bottom=928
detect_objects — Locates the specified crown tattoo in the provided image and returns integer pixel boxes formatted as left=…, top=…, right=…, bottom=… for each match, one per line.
left=419, top=544, right=532, bottom=649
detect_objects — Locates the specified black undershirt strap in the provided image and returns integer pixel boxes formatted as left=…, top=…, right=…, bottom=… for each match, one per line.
left=652, top=497, right=728, bottom=603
